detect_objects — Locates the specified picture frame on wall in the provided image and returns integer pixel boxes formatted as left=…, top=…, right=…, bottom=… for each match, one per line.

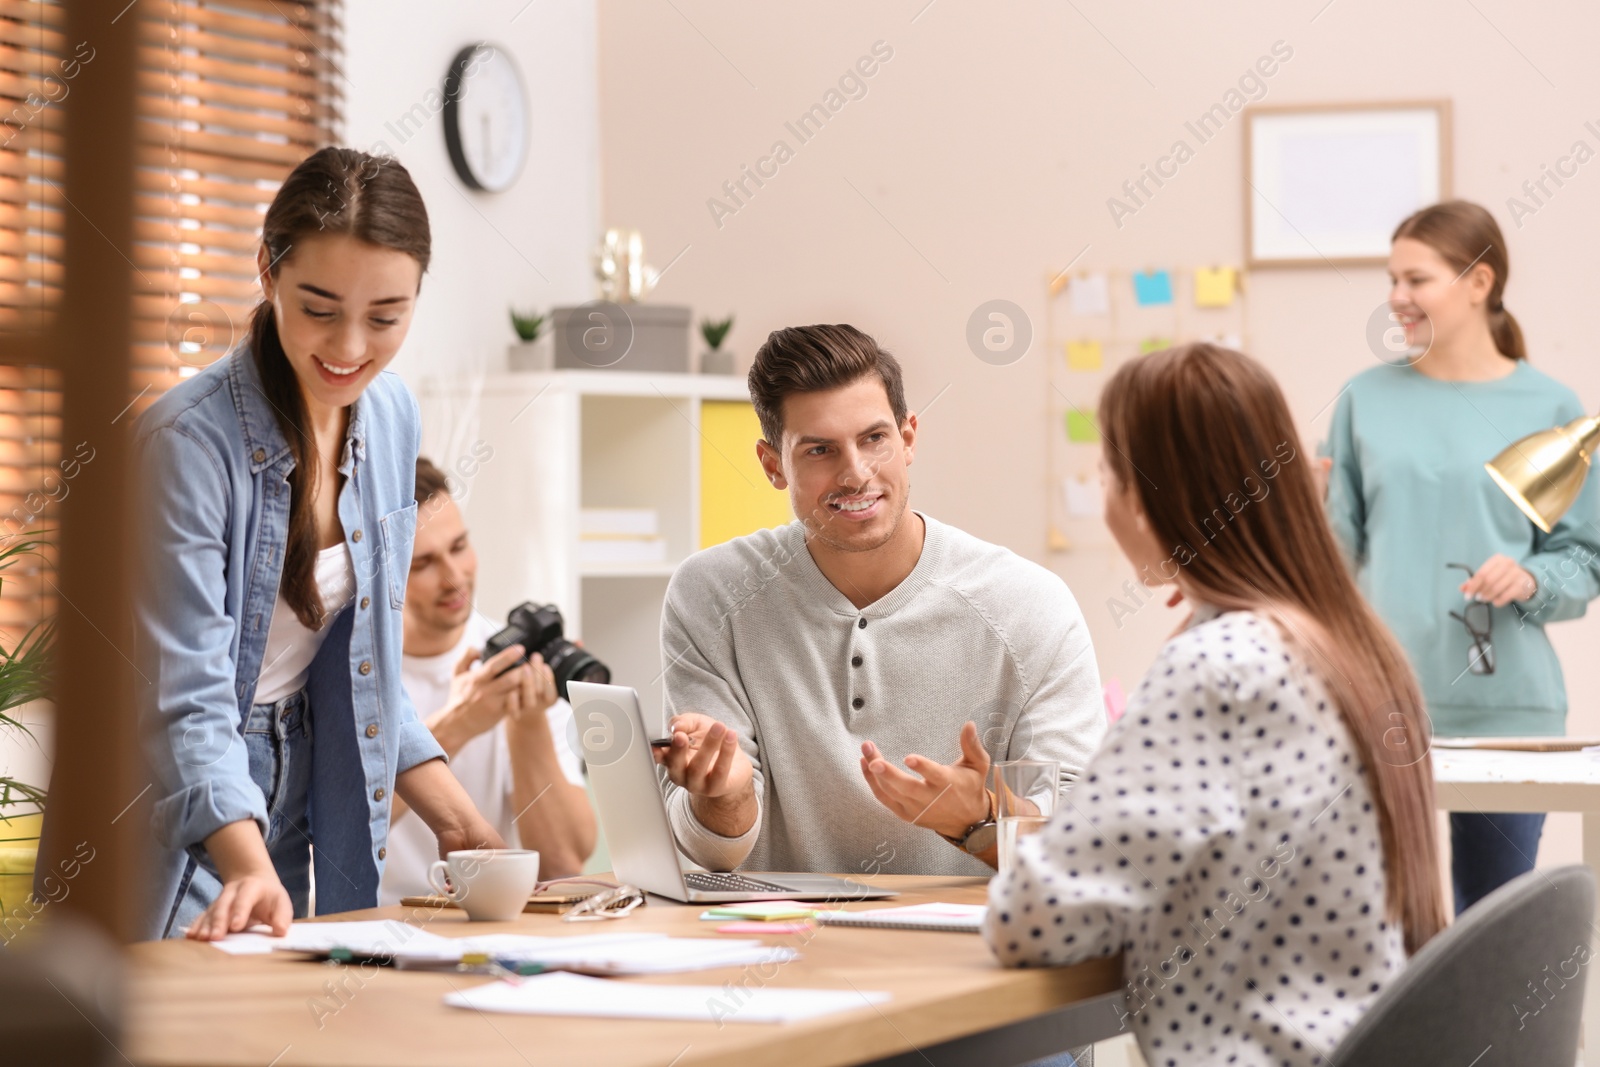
left=1243, top=100, right=1452, bottom=268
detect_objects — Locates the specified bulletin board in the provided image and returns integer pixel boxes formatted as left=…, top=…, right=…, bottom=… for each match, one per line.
left=1044, top=264, right=1250, bottom=552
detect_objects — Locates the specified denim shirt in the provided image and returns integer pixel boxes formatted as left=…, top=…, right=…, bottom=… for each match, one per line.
left=134, top=345, right=444, bottom=935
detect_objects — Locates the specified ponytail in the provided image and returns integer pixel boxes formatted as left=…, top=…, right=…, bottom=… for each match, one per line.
left=249, top=301, right=326, bottom=630
left=1489, top=303, right=1527, bottom=362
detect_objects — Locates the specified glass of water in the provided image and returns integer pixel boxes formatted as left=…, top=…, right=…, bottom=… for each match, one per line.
left=994, top=759, right=1059, bottom=878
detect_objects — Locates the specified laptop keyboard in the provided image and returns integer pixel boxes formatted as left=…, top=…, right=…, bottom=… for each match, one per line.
left=684, top=870, right=791, bottom=893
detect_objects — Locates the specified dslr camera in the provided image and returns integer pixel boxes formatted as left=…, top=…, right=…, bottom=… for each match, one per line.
left=483, top=602, right=610, bottom=700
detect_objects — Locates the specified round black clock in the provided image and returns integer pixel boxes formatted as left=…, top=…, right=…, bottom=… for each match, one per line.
left=442, top=43, right=529, bottom=193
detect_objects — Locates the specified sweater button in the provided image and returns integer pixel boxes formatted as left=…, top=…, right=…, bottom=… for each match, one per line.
left=857, top=617, right=867, bottom=629
left=373, top=787, right=385, bottom=801
left=359, top=660, right=372, bottom=675
left=365, top=724, right=378, bottom=738
left=378, top=847, right=386, bottom=860
left=852, top=655, right=862, bottom=668
left=351, top=529, right=363, bottom=543
left=360, top=596, right=370, bottom=610
left=852, top=696, right=864, bottom=709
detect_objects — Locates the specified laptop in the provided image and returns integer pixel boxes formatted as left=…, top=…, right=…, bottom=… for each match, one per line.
left=568, top=681, right=897, bottom=904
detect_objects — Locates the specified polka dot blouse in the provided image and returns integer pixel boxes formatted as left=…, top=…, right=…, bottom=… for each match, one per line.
left=984, top=607, right=1405, bottom=1067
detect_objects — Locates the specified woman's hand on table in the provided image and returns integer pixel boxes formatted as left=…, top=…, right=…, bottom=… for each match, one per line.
left=186, top=820, right=292, bottom=940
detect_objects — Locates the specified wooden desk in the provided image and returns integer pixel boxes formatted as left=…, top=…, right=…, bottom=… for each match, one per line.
left=1433, top=748, right=1600, bottom=1055
left=124, top=875, right=1125, bottom=1067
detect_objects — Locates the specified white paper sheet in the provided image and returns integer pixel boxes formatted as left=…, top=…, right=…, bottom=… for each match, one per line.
left=213, top=921, right=796, bottom=975
left=444, top=971, right=889, bottom=1024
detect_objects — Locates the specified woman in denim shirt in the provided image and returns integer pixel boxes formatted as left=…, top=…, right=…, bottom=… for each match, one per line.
left=136, top=148, right=504, bottom=940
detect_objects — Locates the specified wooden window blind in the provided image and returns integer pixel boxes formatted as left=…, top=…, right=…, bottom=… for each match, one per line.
left=0, top=0, right=341, bottom=633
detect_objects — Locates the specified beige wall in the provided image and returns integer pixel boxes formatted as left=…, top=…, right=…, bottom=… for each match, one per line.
left=598, top=0, right=1600, bottom=866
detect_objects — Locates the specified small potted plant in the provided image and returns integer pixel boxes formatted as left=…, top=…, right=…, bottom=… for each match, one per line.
left=507, top=307, right=552, bottom=371
left=699, top=315, right=735, bottom=375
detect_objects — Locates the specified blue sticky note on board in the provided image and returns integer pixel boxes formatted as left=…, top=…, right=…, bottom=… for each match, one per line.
left=1132, top=270, right=1173, bottom=306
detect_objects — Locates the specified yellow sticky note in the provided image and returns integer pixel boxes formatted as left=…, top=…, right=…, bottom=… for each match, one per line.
left=1065, top=339, right=1102, bottom=371
left=1194, top=266, right=1237, bottom=308
left=1139, top=337, right=1172, bottom=355
left=1065, top=410, right=1099, bottom=443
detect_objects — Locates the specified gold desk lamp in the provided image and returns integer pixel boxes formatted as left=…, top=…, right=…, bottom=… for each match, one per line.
left=1485, top=415, right=1600, bottom=533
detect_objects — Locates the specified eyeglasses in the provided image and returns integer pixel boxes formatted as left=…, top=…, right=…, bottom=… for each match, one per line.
left=1446, top=562, right=1495, bottom=675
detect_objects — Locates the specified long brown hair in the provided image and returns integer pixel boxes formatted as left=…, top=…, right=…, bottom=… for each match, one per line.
left=252, top=147, right=431, bottom=629
left=1394, top=200, right=1525, bottom=362
left=1099, top=343, right=1447, bottom=954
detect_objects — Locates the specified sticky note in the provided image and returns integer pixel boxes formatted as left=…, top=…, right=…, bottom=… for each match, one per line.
left=1132, top=270, right=1173, bottom=306
left=1065, top=339, right=1102, bottom=371
left=1139, top=337, right=1172, bottom=355
left=1062, top=475, right=1099, bottom=518
left=1068, top=272, right=1110, bottom=315
left=1194, top=266, right=1237, bottom=308
left=1065, top=410, right=1099, bottom=443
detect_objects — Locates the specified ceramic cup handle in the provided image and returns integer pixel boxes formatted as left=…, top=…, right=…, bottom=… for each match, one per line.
left=427, top=860, right=462, bottom=900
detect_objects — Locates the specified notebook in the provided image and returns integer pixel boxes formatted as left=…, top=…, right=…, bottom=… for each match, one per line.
left=814, top=902, right=986, bottom=933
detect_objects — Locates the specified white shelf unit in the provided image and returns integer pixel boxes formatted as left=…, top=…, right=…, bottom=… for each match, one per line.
left=416, top=369, right=753, bottom=722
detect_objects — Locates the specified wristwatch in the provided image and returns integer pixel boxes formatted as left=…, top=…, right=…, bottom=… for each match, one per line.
left=939, top=788, right=998, bottom=855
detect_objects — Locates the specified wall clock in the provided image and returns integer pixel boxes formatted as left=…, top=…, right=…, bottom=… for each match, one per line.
left=442, top=43, right=529, bottom=193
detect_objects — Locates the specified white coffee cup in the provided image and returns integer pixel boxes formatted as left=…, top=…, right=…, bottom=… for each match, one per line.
left=426, top=849, right=540, bottom=921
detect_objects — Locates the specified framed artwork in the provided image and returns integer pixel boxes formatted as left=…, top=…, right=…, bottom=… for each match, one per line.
left=1244, top=101, right=1452, bottom=268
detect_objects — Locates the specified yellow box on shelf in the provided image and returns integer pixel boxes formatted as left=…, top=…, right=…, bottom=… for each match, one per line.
left=699, top=401, right=792, bottom=549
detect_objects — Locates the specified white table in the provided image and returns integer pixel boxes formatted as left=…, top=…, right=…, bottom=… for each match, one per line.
left=1433, top=747, right=1600, bottom=1055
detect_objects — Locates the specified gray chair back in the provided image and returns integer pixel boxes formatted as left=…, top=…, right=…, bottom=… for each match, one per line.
left=1330, top=864, right=1594, bottom=1066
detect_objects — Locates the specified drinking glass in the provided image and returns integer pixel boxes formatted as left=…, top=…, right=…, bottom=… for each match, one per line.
left=994, top=759, right=1058, bottom=878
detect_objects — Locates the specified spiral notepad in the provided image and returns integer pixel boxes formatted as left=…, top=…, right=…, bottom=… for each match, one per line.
left=814, top=903, right=986, bottom=933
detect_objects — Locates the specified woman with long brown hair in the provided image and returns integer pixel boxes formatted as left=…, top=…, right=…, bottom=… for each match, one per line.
left=1325, top=201, right=1600, bottom=914
left=136, top=148, right=507, bottom=941
left=985, top=343, right=1445, bottom=1067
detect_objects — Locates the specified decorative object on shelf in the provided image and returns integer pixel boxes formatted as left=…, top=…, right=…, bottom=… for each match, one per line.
left=0, top=537, right=54, bottom=915
left=507, top=307, right=552, bottom=371
left=699, top=315, right=735, bottom=375
left=443, top=43, right=530, bottom=193
left=551, top=302, right=690, bottom=373
left=595, top=229, right=659, bottom=304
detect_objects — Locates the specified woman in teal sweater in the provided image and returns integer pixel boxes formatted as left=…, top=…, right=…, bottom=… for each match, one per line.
left=1326, top=200, right=1600, bottom=914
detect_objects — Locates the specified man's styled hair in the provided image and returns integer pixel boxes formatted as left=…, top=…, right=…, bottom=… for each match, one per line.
left=415, top=456, right=451, bottom=508
left=747, top=324, right=908, bottom=446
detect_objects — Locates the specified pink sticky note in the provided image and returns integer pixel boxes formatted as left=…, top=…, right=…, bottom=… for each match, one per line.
left=716, top=921, right=814, bottom=935
left=1103, top=679, right=1128, bottom=724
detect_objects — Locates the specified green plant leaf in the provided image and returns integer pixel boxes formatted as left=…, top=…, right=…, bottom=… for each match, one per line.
left=510, top=308, right=545, bottom=342
left=700, top=315, right=734, bottom=350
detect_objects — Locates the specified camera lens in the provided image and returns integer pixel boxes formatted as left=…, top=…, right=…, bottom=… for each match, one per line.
left=543, top=639, right=611, bottom=700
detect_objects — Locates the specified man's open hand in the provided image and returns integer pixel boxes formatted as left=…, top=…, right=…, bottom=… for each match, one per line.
left=860, top=720, right=991, bottom=838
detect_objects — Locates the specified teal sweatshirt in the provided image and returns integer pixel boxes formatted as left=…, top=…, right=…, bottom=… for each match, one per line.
left=1325, top=360, right=1600, bottom=737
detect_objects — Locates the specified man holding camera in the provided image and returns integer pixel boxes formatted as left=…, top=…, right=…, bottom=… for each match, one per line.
left=654, top=324, right=1104, bottom=876
left=378, top=458, right=595, bottom=905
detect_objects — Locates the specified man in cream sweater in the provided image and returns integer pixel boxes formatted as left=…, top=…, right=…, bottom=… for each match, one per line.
left=653, top=324, right=1104, bottom=876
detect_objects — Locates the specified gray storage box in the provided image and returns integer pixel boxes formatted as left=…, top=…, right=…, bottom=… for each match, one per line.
left=551, top=303, right=690, bottom=372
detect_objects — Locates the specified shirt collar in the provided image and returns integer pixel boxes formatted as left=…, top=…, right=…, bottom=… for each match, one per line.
left=228, top=342, right=367, bottom=475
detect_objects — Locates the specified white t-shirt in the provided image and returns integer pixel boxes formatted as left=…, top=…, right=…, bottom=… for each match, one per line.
left=255, top=543, right=355, bottom=705
left=378, top=612, right=585, bottom=905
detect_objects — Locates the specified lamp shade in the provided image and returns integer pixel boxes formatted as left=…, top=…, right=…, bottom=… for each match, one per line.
left=1484, top=415, right=1600, bottom=533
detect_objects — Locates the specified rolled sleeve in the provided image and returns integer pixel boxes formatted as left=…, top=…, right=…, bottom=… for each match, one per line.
left=137, top=426, right=267, bottom=851
left=397, top=715, right=447, bottom=772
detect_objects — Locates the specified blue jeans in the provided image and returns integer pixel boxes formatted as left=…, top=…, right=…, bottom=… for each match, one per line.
left=160, top=689, right=314, bottom=938
left=1451, top=811, right=1544, bottom=916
